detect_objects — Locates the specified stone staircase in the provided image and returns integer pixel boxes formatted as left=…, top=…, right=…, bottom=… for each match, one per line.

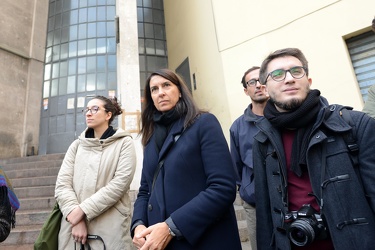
left=0, top=154, right=250, bottom=250
left=0, top=154, right=65, bottom=250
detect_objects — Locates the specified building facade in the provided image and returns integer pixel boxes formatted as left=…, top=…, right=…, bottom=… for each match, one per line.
left=0, top=0, right=48, bottom=158
left=1, top=1, right=374, bottom=186
left=163, top=1, right=375, bottom=137
left=39, top=0, right=168, bottom=154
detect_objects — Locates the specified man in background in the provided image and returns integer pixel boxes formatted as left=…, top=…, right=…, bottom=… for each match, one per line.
left=230, top=66, right=268, bottom=250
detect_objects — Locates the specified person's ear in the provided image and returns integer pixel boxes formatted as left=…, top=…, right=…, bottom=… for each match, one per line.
left=106, top=111, right=112, bottom=121
left=244, top=87, right=251, bottom=97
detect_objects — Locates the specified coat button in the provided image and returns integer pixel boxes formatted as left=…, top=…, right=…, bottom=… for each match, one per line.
left=148, top=204, right=153, bottom=211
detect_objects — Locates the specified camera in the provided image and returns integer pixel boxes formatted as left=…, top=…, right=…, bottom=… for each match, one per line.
left=284, top=204, right=329, bottom=246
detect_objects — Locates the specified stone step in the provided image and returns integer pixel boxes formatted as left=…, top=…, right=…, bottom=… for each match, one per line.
left=15, top=209, right=51, bottom=226
left=234, top=204, right=246, bottom=221
left=11, top=176, right=57, bottom=188
left=0, top=243, right=34, bottom=250
left=19, top=197, right=56, bottom=211
left=6, top=167, right=60, bottom=179
left=238, top=220, right=250, bottom=243
left=0, top=156, right=61, bottom=248
left=1, top=159, right=62, bottom=172
left=15, top=185, right=55, bottom=199
left=0, top=225, right=40, bottom=246
left=0, top=153, right=65, bottom=165
left=234, top=192, right=244, bottom=206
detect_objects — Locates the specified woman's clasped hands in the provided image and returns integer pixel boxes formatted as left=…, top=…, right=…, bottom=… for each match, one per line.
left=133, top=222, right=173, bottom=250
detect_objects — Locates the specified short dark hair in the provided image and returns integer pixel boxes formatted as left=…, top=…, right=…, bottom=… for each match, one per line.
left=259, top=48, right=309, bottom=84
left=241, top=66, right=260, bottom=88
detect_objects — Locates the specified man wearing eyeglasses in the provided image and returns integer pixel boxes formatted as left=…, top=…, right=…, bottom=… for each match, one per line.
left=229, top=66, right=269, bottom=250
left=253, top=48, right=375, bottom=250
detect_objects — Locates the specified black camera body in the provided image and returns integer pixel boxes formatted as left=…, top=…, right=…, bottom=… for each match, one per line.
left=284, top=204, right=329, bottom=246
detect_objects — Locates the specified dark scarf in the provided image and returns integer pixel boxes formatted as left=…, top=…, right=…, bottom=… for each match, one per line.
left=264, top=89, right=321, bottom=176
left=85, top=126, right=116, bottom=139
left=153, top=109, right=181, bottom=152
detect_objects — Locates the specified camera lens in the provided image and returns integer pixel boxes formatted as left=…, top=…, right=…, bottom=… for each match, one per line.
left=288, top=219, right=316, bottom=246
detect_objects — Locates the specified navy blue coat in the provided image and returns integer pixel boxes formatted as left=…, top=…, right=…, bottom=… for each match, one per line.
left=132, top=113, right=241, bottom=250
left=253, top=100, right=375, bottom=250
left=230, top=103, right=262, bottom=205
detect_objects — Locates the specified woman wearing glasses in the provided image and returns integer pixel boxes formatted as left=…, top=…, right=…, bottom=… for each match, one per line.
left=131, top=69, right=241, bottom=250
left=55, top=96, right=136, bottom=249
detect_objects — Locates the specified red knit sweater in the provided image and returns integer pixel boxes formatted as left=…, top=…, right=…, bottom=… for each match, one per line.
left=282, top=129, right=334, bottom=250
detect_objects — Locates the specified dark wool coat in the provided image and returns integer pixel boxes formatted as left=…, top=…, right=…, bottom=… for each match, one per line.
left=253, top=99, right=375, bottom=250
left=132, top=113, right=241, bottom=250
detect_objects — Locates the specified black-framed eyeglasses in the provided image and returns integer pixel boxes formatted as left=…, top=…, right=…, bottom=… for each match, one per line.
left=246, top=78, right=262, bottom=87
left=266, top=66, right=307, bottom=82
left=82, top=105, right=106, bottom=115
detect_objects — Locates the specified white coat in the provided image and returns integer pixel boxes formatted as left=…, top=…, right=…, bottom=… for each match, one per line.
left=55, top=128, right=136, bottom=250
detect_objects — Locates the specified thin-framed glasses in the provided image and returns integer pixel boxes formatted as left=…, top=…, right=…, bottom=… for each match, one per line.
left=246, top=78, right=262, bottom=87
left=266, top=66, right=307, bottom=82
left=82, top=105, right=104, bottom=115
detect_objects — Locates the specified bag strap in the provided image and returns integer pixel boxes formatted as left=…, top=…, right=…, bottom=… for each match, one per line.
left=339, top=107, right=359, bottom=167
left=151, top=131, right=184, bottom=192
left=74, top=234, right=106, bottom=250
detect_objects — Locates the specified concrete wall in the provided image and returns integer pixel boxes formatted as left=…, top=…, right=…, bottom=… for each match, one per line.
left=0, top=50, right=28, bottom=157
left=164, top=0, right=232, bottom=137
left=164, top=0, right=375, bottom=141
left=0, top=0, right=48, bottom=158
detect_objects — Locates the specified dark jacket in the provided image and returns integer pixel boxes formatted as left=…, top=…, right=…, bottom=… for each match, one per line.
left=132, top=113, right=241, bottom=250
left=0, top=186, right=11, bottom=242
left=253, top=98, right=375, bottom=250
left=362, top=83, right=375, bottom=118
left=230, top=104, right=262, bottom=205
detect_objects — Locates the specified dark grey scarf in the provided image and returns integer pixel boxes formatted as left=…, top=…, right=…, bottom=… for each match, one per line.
left=264, top=89, right=321, bottom=176
left=153, top=109, right=182, bottom=152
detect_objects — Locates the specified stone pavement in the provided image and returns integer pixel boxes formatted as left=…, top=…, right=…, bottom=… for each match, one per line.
left=242, top=240, right=252, bottom=250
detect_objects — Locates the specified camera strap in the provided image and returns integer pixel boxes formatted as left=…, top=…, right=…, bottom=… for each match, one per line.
left=319, top=106, right=360, bottom=212
left=339, top=107, right=359, bottom=167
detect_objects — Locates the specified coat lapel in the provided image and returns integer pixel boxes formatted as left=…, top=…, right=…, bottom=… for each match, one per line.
left=153, top=117, right=185, bottom=219
left=157, top=117, right=185, bottom=161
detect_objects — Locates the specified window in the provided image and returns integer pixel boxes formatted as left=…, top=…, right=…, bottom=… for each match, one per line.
left=41, top=0, right=118, bottom=153
left=346, top=31, right=375, bottom=101
left=137, top=0, right=168, bottom=101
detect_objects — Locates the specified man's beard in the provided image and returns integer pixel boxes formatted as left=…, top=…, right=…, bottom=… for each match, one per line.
left=271, top=97, right=303, bottom=111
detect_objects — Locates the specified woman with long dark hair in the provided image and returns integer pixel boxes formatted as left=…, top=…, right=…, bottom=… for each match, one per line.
left=131, top=69, right=241, bottom=250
